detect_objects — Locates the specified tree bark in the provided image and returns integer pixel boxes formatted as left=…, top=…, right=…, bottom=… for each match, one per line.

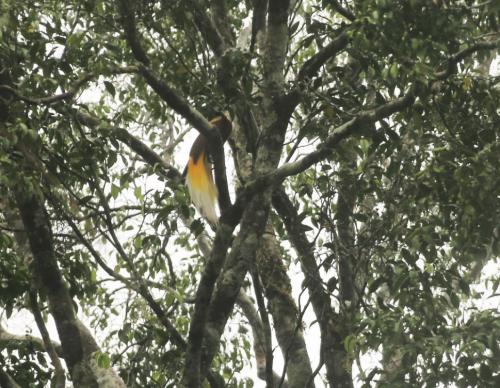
left=273, top=189, right=353, bottom=387
left=256, top=226, right=315, bottom=387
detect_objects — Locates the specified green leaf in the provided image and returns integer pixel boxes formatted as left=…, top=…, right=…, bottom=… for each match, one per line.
left=103, top=81, right=116, bottom=97
left=134, top=236, right=142, bottom=249
left=134, top=186, right=143, bottom=201
left=95, top=351, right=111, bottom=369
left=111, top=183, right=120, bottom=199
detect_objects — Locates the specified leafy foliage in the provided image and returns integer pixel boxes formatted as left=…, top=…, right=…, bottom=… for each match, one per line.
left=0, top=0, right=499, bottom=387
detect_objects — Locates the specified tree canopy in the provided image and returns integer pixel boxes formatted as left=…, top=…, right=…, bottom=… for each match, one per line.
left=0, top=0, right=499, bottom=387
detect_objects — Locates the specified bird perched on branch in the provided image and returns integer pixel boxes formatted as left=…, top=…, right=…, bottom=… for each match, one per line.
left=184, top=114, right=232, bottom=225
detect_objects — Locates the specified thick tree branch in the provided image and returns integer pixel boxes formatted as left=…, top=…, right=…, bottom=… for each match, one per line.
left=236, top=290, right=288, bottom=387
left=256, top=226, right=316, bottom=387
left=210, top=0, right=235, bottom=47
left=199, top=190, right=272, bottom=381
left=187, top=0, right=228, bottom=56
left=296, top=30, right=349, bottom=83
left=116, top=0, right=150, bottom=65
left=263, top=0, right=292, bottom=87
left=250, top=0, right=268, bottom=53
left=15, top=189, right=96, bottom=374
left=29, top=291, right=66, bottom=388
left=250, top=267, right=275, bottom=387
left=14, top=187, right=125, bottom=387
left=336, top=161, right=359, bottom=309
left=189, top=215, right=285, bottom=387
left=0, top=324, right=63, bottom=357
left=272, top=188, right=351, bottom=386
left=183, top=221, right=236, bottom=386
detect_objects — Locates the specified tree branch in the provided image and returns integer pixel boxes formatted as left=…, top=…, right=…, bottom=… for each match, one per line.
left=116, top=0, right=150, bottom=65
left=29, top=291, right=66, bottom=388
left=0, top=67, right=137, bottom=105
left=435, top=37, right=500, bottom=80
left=183, top=221, right=236, bottom=386
left=296, top=30, right=349, bottom=83
left=199, top=190, right=272, bottom=380
left=0, top=323, right=63, bottom=357
left=116, top=0, right=232, bottom=211
left=256, top=225, right=316, bottom=386
left=326, top=0, right=355, bottom=21
left=250, top=0, right=268, bottom=54
left=250, top=267, right=275, bottom=388
left=187, top=0, right=228, bottom=56
left=0, top=370, right=21, bottom=388
left=132, top=70, right=231, bottom=208
left=263, top=0, right=292, bottom=86
left=272, top=188, right=350, bottom=386
left=14, top=187, right=125, bottom=387
left=210, top=0, right=235, bottom=47
left=74, top=110, right=183, bottom=182
left=269, top=91, right=416, bottom=181
left=186, top=212, right=285, bottom=387
left=236, top=290, right=288, bottom=387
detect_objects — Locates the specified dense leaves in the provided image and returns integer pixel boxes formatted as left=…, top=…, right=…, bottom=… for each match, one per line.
left=0, top=0, right=499, bottom=387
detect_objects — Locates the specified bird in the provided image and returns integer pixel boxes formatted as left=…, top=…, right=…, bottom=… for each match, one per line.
left=184, top=114, right=232, bottom=225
